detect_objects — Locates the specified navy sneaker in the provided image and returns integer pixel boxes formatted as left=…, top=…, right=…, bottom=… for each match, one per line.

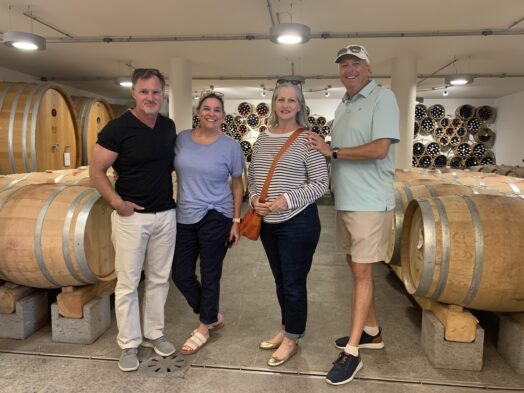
left=334, top=327, right=384, bottom=350
left=325, top=351, right=363, bottom=385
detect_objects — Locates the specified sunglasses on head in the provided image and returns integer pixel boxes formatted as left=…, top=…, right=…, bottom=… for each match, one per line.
left=336, top=45, right=367, bottom=58
left=276, top=78, right=302, bottom=86
left=200, top=91, right=224, bottom=99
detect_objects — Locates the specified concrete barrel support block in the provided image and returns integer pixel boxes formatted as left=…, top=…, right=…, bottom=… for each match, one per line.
left=0, top=290, right=49, bottom=339
left=498, top=314, right=524, bottom=375
left=51, top=294, right=111, bottom=344
left=421, top=310, right=484, bottom=371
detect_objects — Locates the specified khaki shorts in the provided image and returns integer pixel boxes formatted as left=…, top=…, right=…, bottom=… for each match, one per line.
left=336, top=210, right=394, bottom=263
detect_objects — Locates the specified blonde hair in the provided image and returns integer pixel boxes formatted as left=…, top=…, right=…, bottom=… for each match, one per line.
left=267, top=82, right=309, bottom=129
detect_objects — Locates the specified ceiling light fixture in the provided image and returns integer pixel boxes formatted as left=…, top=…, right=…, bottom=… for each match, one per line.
left=445, top=74, right=474, bottom=86
left=442, top=90, right=449, bottom=96
left=2, top=31, right=46, bottom=51
left=115, top=77, right=132, bottom=88
left=269, top=23, right=310, bottom=45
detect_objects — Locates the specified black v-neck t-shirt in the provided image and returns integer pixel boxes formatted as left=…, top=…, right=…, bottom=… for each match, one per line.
left=97, top=111, right=177, bottom=213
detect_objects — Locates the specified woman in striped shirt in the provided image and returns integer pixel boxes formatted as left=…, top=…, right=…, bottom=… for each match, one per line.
left=248, top=80, right=329, bottom=367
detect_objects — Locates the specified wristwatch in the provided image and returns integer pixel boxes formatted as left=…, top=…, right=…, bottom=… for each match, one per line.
left=232, top=218, right=241, bottom=223
left=331, top=147, right=340, bottom=159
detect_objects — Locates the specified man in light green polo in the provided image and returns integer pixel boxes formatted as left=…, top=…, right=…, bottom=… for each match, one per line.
left=305, top=44, right=400, bottom=386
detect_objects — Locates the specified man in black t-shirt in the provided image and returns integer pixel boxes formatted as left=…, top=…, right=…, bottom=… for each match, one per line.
left=90, top=68, right=177, bottom=372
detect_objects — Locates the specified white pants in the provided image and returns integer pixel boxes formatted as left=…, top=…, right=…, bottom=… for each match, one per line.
left=111, top=209, right=176, bottom=349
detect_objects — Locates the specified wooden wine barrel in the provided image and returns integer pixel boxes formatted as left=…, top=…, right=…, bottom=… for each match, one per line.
left=476, top=105, right=497, bottom=123
left=431, top=155, right=445, bottom=168
left=447, top=173, right=494, bottom=188
left=474, top=127, right=495, bottom=148
left=237, top=102, right=253, bottom=117
left=427, top=104, right=445, bottom=120
left=401, top=194, right=524, bottom=312
left=496, top=165, right=515, bottom=176
left=0, top=82, right=79, bottom=174
left=255, top=102, right=269, bottom=117
left=414, top=104, right=427, bottom=120
left=0, top=183, right=115, bottom=288
left=455, top=104, right=475, bottom=121
left=512, top=166, right=524, bottom=178
left=394, top=168, right=436, bottom=182
left=109, top=104, right=130, bottom=117
left=72, top=97, right=114, bottom=165
left=5, top=167, right=115, bottom=187
left=419, top=117, right=435, bottom=135
left=387, top=182, right=481, bottom=265
left=478, top=164, right=499, bottom=173
left=475, top=175, right=524, bottom=195
left=0, top=175, right=32, bottom=193
left=480, top=154, right=496, bottom=165
left=246, top=113, right=260, bottom=129
left=418, top=155, right=433, bottom=169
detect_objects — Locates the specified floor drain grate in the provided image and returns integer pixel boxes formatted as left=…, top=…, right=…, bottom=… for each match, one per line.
left=141, top=352, right=187, bottom=377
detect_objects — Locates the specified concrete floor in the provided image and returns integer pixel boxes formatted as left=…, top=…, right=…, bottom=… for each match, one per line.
left=1, top=199, right=524, bottom=392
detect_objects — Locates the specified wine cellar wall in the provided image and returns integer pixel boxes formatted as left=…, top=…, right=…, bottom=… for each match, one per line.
left=413, top=103, right=497, bottom=169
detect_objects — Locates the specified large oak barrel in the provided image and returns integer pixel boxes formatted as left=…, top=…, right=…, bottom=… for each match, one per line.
left=72, top=97, right=114, bottom=165
left=109, top=104, right=130, bottom=118
left=512, top=166, right=524, bottom=178
left=394, top=168, right=437, bottom=182
left=4, top=167, right=115, bottom=187
left=386, top=182, right=481, bottom=265
left=401, top=194, right=524, bottom=312
left=0, top=82, right=79, bottom=174
left=0, top=183, right=115, bottom=288
left=475, top=175, right=524, bottom=195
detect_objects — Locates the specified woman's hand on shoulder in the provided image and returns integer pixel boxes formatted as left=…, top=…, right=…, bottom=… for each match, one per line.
left=304, top=131, right=331, bottom=157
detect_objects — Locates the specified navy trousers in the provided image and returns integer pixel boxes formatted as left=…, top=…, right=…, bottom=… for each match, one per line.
left=172, top=210, right=231, bottom=325
left=260, top=203, right=321, bottom=339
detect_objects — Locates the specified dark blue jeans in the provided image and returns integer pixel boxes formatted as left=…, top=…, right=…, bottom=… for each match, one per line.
left=260, top=203, right=321, bottom=340
left=172, top=210, right=231, bottom=325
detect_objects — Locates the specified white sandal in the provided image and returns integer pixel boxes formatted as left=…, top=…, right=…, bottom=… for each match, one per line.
left=180, top=329, right=209, bottom=355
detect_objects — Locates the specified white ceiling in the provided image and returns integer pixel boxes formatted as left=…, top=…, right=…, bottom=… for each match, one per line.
left=1, top=0, right=524, bottom=102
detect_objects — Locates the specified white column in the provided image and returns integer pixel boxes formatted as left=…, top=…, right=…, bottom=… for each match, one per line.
left=169, top=58, right=192, bottom=132
left=390, top=56, right=417, bottom=170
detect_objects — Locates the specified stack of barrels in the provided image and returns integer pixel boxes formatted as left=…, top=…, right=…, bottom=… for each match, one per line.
left=413, top=104, right=496, bottom=170
left=470, top=164, right=524, bottom=178
left=387, top=167, right=524, bottom=313
left=0, top=82, right=128, bottom=291
left=0, top=82, right=120, bottom=174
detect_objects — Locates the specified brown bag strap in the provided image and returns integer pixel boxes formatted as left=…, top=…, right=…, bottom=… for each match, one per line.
left=259, top=128, right=302, bottom=203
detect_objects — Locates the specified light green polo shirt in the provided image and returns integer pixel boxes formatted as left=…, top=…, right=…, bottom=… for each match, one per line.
left=331, top=80, right=400, bottom=211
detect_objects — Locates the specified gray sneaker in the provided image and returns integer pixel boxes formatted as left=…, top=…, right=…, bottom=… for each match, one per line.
left=142, top=336, right=176, bottom=357
left=119, top=348, right=139, bottom=372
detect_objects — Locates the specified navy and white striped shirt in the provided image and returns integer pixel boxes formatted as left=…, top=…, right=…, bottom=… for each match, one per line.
left=248, top=129, right=329, bottom=223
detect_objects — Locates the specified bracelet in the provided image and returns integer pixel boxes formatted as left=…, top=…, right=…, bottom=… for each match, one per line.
left=232, top=218, right=241, bottom=223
